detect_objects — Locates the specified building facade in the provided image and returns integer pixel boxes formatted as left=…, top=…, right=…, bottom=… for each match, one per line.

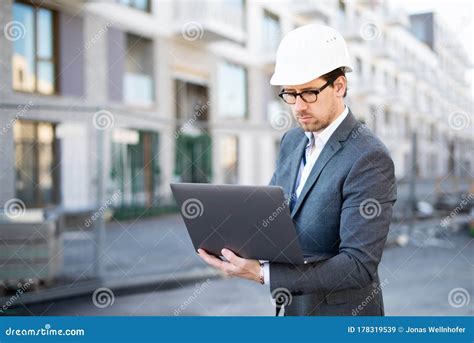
left=0, top=0, right=472, bottom=214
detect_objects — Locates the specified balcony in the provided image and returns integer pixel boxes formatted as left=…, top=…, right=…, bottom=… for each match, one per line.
left=372, top=42, right=398, bottom=61
left=398, top=59, right=416, bottom=75
left=336, top=18, right=365, bottom=42
left=288, top=0, right=336, bottom=23
left=384, top=8, right=409, bottom=27
left=172, top=1, right=245, bottom=43
left=347, top=74, right=372, bottom=98
left=124, top=72, right=154, bottom=107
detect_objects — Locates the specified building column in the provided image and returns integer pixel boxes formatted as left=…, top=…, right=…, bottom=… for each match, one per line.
left=82, top=12, right=111, bottom=203
left=155, top=37, right=176, bottom=201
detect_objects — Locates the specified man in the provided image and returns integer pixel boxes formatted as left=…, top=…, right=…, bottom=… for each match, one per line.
left=198, top=24, right=397, bottom=316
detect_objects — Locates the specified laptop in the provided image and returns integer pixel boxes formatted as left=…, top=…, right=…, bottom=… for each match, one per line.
left=170, top=183, right=307, bottom=264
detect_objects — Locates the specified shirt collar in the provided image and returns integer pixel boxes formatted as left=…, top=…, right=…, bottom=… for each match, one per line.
left=304, top=106, right=349, bottom=146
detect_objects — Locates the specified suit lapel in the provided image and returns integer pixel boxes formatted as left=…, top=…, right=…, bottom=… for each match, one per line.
left=290, top=111, right=359, bottom=217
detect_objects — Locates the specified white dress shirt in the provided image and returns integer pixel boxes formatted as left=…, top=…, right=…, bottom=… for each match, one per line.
left=262, top=106, right=349, bottom=285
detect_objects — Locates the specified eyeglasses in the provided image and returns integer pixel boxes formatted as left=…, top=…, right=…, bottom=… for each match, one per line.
left=278, top=78, right=335, bottom=105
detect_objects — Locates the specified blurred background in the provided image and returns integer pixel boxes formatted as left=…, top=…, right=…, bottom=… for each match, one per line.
left=0, top=0, right=472, bottom=316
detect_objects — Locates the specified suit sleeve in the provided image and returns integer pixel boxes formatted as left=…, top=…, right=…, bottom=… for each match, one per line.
left=268, top=149, right=397, bottom=295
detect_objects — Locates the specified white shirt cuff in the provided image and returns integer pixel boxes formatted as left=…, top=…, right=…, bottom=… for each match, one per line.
left=258, top=261, right=270, bottom=285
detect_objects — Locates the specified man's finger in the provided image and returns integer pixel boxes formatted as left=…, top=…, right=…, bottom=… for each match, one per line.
left=198, top=249, right=233, bottom=272
left=221, top=248, right=245, bottom=267
left=198, top=249, right=222, bottom=267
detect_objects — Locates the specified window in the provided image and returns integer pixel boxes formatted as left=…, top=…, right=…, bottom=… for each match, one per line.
left=221, top=136, right=239, bottom=184
left=117, top=0, right=151, bottom=12
left=111, top=130, right=160, bottom=207
left=175, top=80, right=209, bottom=124
left=411, top=20, right=428, bottom=43
left=124, top=34, right=154, bottom=107
left=338, top=0, right=346, bottom=13
left=174, top=134, right=212, bottom=184
left=12, top=2, right=56, bottom=94
left=217, top=61, right=247, bottom=118
left=14, top=121, right=59, bottom=207
left=262, top=10, right=280, bottom=53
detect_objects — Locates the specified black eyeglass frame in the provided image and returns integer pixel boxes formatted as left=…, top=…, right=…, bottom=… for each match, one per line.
left=278, top=77, right=337, bottom=104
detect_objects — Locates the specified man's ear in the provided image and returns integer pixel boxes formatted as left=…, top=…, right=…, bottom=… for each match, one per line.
left=334, top=76, right=346, bottom=97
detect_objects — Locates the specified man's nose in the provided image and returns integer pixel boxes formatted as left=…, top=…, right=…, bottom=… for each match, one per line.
left=294, top=95, right=307, bottom=112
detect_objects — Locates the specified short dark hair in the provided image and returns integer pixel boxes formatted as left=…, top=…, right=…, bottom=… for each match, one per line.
left=320, top=67, right=347, bottom=97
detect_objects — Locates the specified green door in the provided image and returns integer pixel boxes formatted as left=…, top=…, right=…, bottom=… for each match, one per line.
left=174, top=134, right=212, bottom=183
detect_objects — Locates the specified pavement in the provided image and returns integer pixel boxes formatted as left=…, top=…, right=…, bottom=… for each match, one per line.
left=60, top=214, right=207, bottom=282
left=1, top=212, right=471, bottom=316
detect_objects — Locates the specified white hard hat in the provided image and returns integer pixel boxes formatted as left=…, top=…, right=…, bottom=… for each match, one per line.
left=270, top=24, right=353, bottom=86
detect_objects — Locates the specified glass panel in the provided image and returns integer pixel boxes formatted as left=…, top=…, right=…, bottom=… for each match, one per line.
left=225, top=0, right=245, bottom=30
left=13, top=119, right=35, bottom=142
left=12, top=3, right=35, bottom=92
left=37, top=8, right=53, bottom=59
left=262, top=11, right=280, bottom=53
left=37, top=122, right=54, bottom=143
left=15, top=137, right=37, bottom=206
left=37, top=61, right=55, bottom=94
left=221, top=136, right=238, bottom=184
left=110, top=130, right=159, bottom=208
left=124, top=72, right=153, bottom=106
left=217, top=62, right=247, bottom=118
left=14, top=121, right=57, bottom=207
left=133, top=0, right=149, bottom=11
left=37, top=124, right=55, bottom=203
left=117, top=0, right=132, bottom=6
left=124, top=34, right=154, bottom=105
left=129, top=133, right=145, bottom=206
left=174, top=134, right=212, bottom=183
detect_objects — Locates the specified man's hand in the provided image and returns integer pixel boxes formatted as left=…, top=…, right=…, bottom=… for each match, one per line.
left=197, top=248, right=261, bottom=283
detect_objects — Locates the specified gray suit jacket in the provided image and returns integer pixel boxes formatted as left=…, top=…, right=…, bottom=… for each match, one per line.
left=269, top=109, right=397, bottom=316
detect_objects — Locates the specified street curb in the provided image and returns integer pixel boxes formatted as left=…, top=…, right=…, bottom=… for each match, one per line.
left=1, top=267, right=221, bottom=308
